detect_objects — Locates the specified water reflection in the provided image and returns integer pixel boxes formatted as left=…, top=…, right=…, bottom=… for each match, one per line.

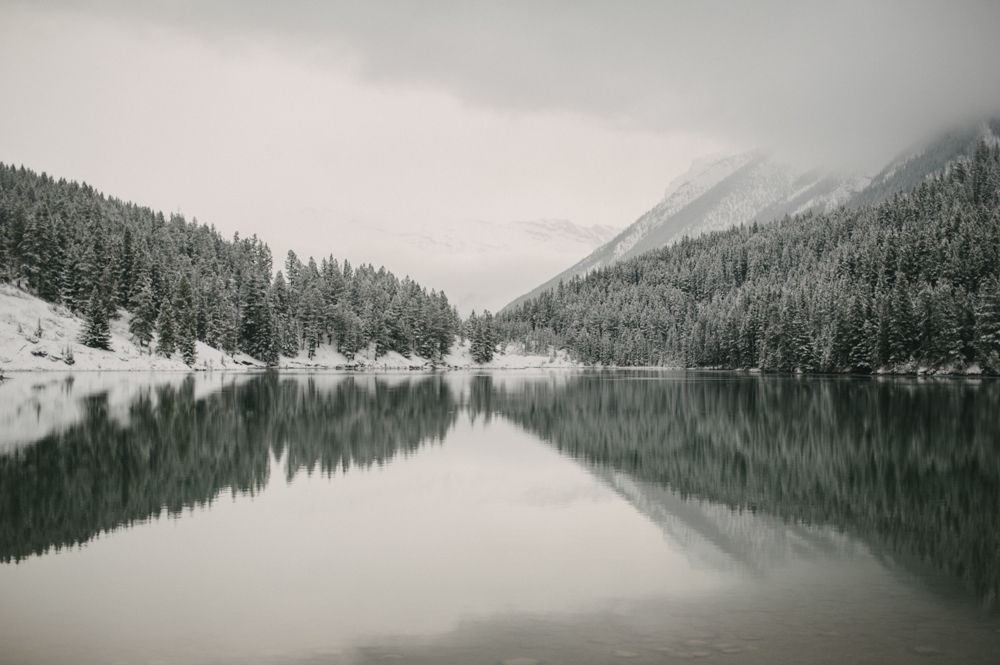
left=483, top=372, right=1000, bottom=605
left=1, top=371, right=998, bottom=607
left=0, top=374, right=458, bottom=563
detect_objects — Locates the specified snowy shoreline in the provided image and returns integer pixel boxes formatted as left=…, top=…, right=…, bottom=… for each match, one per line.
left=0, top=284, right=579, bottom=373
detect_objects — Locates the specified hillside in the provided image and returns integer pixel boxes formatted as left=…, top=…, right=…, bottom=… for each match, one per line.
left=505, top=118, right=1000, bottom=312
left=0, top=163, right=461, bottom=368
left=498, top=141, right=1000, bottom=374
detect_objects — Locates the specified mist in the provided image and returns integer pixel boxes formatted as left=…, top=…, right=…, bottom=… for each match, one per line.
left=25, top=0, right=1000, bottom=171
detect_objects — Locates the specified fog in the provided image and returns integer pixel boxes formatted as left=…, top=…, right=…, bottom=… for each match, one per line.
left=2, top=0, right=998, bottom=311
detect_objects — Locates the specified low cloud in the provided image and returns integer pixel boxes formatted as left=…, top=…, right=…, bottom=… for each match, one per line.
left=25, top=0, right=1000, bottom=171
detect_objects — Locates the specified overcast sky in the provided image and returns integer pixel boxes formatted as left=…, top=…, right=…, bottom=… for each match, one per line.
left=2, top=1, right=999, bottom=312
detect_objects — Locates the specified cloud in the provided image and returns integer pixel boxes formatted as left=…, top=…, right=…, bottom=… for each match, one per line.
left=19, top=0, right=1000, bottom=170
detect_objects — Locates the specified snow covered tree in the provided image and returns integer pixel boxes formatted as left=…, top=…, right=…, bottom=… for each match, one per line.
left=80, top=288, right=111, bottom=350
left=240, top=271, right=278, bottom=365
left=975, top=276, right=1000, bottom=373
left=470, top=310, right=496, bottom=364
left=115, top=227, right=135, bottom=308
left=157, top=299, right=176, bottom=358
left=173, top=275, right=197, bottom=366
left=129, top=278, right=157, bottom=349
left=218, top=302, right=239, bottom=357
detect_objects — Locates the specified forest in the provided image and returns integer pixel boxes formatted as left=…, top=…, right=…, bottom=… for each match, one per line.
left=0, top=164, right=460, bottom=365
left=499, top=142, right=1000, bottom=373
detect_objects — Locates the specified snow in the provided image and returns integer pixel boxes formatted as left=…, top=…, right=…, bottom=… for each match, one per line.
left=611, top=151, right=757, bottom=262
left=0, top=283, right=581, bottom=375
left=443, top=340, right=578, bottom=369
left=0, top=283, right=261, bottom=371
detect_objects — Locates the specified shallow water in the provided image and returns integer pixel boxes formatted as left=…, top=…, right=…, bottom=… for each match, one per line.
left=0, top=370, right=998, bottom=664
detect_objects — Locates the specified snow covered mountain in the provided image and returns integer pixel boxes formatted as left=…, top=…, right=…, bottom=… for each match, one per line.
left=850, top=118, right=1000, bottom=208
left=334, top=217, right=620, bottom=315
left=505, top=151, right=868, bottom=310
left=504, top=117, right=1000, bottom=312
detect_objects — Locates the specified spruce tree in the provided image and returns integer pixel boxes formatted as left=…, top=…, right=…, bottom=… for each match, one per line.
left=218, top=302, right=239, bottom=357
left=173, top=276, right=198, bottom=366
left=129, top=279, right=157, bottom=349
left=301, top=284, right=325, bottom=358
left=80, top=288, right=112, bottom=350
left=157, top=299, right=176, bottom=358
left=470, top=311, right=496, bottom=363
left=240, top=272, right=278, bottom=364
left=18, top=208, right=48, bottom=294
left=975, top=276, right=1000, bottom=372
left=887, top=273, right=915, bottom=365
left=115, top=227, right=135, bottom=308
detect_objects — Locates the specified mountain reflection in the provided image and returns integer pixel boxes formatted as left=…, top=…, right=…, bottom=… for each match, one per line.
left=483, top=372, right=1000, bottom=605
left=1, top=371, right=998, bottom=605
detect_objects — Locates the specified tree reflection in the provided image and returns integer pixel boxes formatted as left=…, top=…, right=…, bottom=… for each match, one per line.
left=0, top=374, right=459, bottom=563
left=484, top=372, right=1000, bottom=605
left=1, top=371, right=998, bottom=605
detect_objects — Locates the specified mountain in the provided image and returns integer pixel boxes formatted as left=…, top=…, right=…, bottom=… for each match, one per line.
left=504, top=152, right=868, bottom=310
left=331, top=216, right=620, bottom=316
left=505, top=118, right=1000, bottom=312
left=851, top=118, right=1000, bottom=207
left=496, top=138, right=1000, bottom=373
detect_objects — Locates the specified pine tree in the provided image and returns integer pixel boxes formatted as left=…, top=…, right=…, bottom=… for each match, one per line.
left=173, top=276, right=197, bottom=366
left=129, top=278, right=157, bottom=349
left=218, top=302, right=238, bottom=356
left=157, top=299, right=176, bottom=358
left=18, top=207, right=49, bottom=295
left=886, top=274, right=916, bottom=366
left=301, top=284, right=325, bottom=359
left=80, top=288, right=111, bottom=350
left=470, top=310, right=496, bottom=363
left=59, top=242, right=84, bottom=312
left=240, top=272, right=278, bottom=364
left=115, top=227, right=135, bottom=308
left=975, top=276, right=1000, bottom=373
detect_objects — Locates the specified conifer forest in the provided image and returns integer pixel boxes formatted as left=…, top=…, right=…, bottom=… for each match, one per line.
left=0, top=163, right=460, bottom=366
left=3, top=143, right=1000, bottom=373
left=499, top=142, right=1000, bottom=373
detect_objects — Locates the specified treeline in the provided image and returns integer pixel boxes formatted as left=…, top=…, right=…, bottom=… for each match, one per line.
left=0, top=163, right=459, bottom=364
left=499, top=142, right=1000, bottom=373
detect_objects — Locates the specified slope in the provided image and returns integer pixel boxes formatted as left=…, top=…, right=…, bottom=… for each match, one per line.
left=506, top=117, right=1000, bottom=313
left=504, top=151, right=867, bottom=311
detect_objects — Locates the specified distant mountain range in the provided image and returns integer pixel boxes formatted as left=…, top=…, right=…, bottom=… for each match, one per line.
left=505, top=118, right=1000, bottom=311
left=344, top=217, right=621, bottom=315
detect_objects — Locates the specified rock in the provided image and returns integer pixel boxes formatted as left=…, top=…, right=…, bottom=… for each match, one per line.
left=614, top=651, right=639, bottom=658
left=913, top=646, right=943, bottom=656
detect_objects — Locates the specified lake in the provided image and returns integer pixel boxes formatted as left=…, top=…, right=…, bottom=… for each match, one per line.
left=0, top=370, right=998, bottom=664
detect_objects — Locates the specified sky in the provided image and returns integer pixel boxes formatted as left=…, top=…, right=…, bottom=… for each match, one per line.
left=2, top=1, right=999, bottom=313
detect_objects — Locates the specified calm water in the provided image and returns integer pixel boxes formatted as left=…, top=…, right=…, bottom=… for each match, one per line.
left=0, top=370, right=998, bottom=665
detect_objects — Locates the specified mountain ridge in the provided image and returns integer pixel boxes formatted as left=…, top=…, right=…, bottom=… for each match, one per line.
left=503, top=118, right=1000, bottom=312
